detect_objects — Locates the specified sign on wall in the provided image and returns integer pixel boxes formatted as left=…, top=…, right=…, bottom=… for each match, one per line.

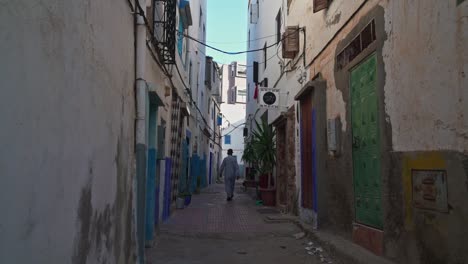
left=259, top=88, right=279, bottom=109
left=412, top=170, right=449, bottom=213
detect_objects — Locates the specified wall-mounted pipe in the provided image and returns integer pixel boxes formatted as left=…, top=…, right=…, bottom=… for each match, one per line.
left=135, top=0, right=147, bottom=263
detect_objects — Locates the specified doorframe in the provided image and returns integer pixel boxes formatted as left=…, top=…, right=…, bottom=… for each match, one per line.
left=295, top=80, right=328, bottom=227
left=349, top=53, right=384, bottom=229
left=333, top=6, right=391, bottom=234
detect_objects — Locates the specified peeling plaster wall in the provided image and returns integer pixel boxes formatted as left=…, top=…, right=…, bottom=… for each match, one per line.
left=291, top=0, right=468, bottom=262
left=383, top=0, right=468, bottom=153
left=289, top=0, right=366, bottom=67
left=0, top=1, right=136, bottom=263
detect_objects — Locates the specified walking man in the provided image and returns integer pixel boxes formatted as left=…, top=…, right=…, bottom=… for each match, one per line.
left=219, top=149, right=240, bottom=201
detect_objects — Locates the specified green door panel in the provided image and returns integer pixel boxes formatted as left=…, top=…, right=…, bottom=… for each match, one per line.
left=351, top=54, right=383, bottom=229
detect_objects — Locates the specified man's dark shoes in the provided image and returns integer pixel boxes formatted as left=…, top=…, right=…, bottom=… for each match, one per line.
left=227, top=196, right=233, bottom=201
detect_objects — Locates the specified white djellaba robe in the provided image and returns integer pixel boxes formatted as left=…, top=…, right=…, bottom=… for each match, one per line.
left=219, top=155, right=239, bottom=197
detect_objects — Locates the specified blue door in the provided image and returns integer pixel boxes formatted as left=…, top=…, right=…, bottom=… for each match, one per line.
left=179, top=140, right=189, bottom=193
left=190, top=154, right=200, bottom=193
left=163, top=158, right=172, bottom=221
left=209, top=152, right=213, bottom=185
left=145, top=106, right=158, bottom=243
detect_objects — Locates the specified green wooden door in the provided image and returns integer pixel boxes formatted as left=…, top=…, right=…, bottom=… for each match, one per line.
left=351, top=54, right=383, bottom=229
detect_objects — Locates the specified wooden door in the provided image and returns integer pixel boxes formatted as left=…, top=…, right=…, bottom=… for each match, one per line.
left=351, top=54, right=383, bottom=229
left=300, top=95, right=315, bottom=209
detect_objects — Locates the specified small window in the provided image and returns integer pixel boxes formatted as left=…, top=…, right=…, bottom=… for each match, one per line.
left=212, top=104, right=215, bottom=120
left=263, top=42, right=267, bottom=70
left=189, top=61, right=193, bottom=87
left=213, top=64, right=216, bottom=83
left=177, top=17, right=184, bottom=57
left=224, top=135, right=231, bottom=145
left=250, top=1, right=259, bottom=24
left=336, top=20, right=376, bottom=70
left=276, top=9, right=282, bottom=44
left=248, top=30, right=251, bottom=49
left=203, top=24, right=206, bottom=42
left=199, top=7, right=203, bottom=28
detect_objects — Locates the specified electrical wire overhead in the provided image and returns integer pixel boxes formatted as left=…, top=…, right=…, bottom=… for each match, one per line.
left=205, top=32, right=278, bottom=44
left=178, top=27, right=303, bottom=55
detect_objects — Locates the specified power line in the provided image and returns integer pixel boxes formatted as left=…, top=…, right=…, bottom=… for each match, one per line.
left=245, top=47, right=281, bottom=68
left=179, top=27, right=302, bottom=55
left=205, top=32, right=277, bottom=44
left=220, top=122, right=246, bottom=139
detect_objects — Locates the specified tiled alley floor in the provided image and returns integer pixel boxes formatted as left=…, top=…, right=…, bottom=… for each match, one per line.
left=146, top=183, right=327, bottom=264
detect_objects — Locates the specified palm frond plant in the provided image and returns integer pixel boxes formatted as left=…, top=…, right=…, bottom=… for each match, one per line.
left=252, top=120, right=276, bottom=188
left=242, top=139, right=257, bottom=180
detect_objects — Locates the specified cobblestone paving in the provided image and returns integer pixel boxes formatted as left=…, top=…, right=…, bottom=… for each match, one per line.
left=146, top=183, right=323, bottom=264
left=159, top=184, right=286, bottom=234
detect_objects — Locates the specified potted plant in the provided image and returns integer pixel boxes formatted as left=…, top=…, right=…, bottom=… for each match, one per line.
left=252, top=120, right=277, bottom=206
left=176, top=193, right=185, bottom=209
left=242, top=140, right=258, bottom=189
left=183, top=191, right=192, bottom=206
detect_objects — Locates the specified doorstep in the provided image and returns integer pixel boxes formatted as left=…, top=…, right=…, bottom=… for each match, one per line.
left=294, top=220, right=396, bottom=264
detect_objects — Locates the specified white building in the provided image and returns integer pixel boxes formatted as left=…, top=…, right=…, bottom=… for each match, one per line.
left=221, top=119, right=246, bottom=178
left=220, top=62, right=247, bottom=127
left=219, top=62, right=247, bottom=175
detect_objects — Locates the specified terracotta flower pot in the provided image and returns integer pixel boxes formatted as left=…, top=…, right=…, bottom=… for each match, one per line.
left=259, top=187, right=276, bottom=206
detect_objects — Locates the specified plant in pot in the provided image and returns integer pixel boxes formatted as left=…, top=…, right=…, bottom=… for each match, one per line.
left=242, top=140, right=258, bottom=188
left=176, top=191, right=192, bottom=209
left=252, top=120, right=276, bottom=206
left=183, top=191, right=192, bottom=206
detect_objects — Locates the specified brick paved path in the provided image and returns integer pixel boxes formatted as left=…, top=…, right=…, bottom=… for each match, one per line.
left=158, top=183, right=294, bottom=234
left=146, top=183, right=322, bottom=264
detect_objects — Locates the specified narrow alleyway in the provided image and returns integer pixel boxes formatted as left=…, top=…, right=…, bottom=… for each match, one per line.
left=146, top=184, right=333, bottom=264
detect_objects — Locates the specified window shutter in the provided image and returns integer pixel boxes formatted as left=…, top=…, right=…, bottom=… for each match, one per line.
left=313, top=0, right=329, bottom=13
left=282, top=26, right=299, bottom=59
left=205, top=57, right=212, bottom=88
left=253, top=61, right=259, bottom=83
left=147, top=6, right=154, bottom=32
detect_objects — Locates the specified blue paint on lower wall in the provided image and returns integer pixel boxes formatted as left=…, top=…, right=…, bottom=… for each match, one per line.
left=200, top=154, right=207, bottom=188
left=209, top=152, right=213, bottom=185
left=154, top=186, right=160, bottom=226
left=190, top=154, right=200, bottom=193
left=145, top=148, right=157, bottom=242
left=162, top=158, right=172, bottom=221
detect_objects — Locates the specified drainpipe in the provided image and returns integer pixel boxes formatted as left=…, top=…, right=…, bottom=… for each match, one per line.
left=135, top=0, right=147, bottom=263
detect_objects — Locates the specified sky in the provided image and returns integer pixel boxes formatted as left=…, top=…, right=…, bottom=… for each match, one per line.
left=206, top=0, right=248, bottom=64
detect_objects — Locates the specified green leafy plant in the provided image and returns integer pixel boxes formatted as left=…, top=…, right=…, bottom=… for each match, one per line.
left=242, top=140, right=257, bottom=165
left=251, top=120, right=276, bottom=188
left=242, top=140, right=257, bottom=180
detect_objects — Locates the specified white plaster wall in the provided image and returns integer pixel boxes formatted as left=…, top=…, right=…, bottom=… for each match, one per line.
left=184, top=0, right=207, bottom=158
left=383, top=0, right=468, bottom=152
left=221, top=64, right=247, bottom=127
left=221, top=120, right=246, bottom=166
left=0, top=0, right=135, bottom=263
left=287, top=0, right=368, bottom=133
left=145, top=46, right=171, bottom=226
left=246, top=0, right=283, bottom=126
